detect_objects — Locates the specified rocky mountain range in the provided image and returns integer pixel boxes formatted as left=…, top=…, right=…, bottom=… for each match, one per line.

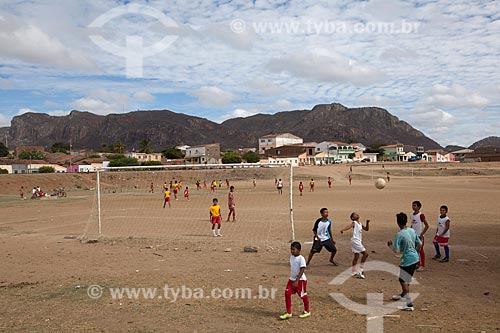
left=0, top=103, right=448, bottom=150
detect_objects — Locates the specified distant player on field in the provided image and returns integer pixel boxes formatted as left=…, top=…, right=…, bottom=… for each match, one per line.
left=328, top=177, right=332, bottom=188
left=298, top=182, right=304, bottom=196
left=210, top=198, right=222, bottom=237
left=149, top=182, right=154, bottom=193
left=163, top=188, right=171, bottom=208
left=227, top=186, right=236, bottom=222
left=277, top=178, right=283, bottom=194
left=184, top=186, right=189, bottom=201
left=309, top=179, right=315, bottom=192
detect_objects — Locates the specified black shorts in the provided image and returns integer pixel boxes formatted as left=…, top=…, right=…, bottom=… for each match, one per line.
left=399, top=263, right=417, bottom=283
left=311, top=238, right=337, bottom=253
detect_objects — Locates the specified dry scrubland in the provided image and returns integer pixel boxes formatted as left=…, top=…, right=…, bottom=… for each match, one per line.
left=0, top=162, right=499, bottom=332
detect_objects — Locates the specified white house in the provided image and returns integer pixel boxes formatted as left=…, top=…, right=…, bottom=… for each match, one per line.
left=128, top=152, right=162, bottom=163
left=258, top=133, right=303, bottom=154
left=184, top=143, right=221, bottom=164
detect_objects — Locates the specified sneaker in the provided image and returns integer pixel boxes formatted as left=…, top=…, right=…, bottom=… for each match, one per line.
left=432, top=255, right=441, bottom=260
left=358, top=271, right=366, bottom=279
left=299, top=311, right=311, bottom=318
left=392, top=293, right=404, bottom=301
left=416, top=267, right=425, bottom=272
left=440, top=257, right=449, bottom=263
left=398, top=304, right=414, bottom=311
left=217, top=234, right=222, bottom=237
left=352, top=272, right=359, bottom=277
left=279, top=313, right=292, bottom=320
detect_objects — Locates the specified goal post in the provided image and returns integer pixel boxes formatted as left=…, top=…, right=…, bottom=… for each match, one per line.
left=86, top=163, right=295, bottom=245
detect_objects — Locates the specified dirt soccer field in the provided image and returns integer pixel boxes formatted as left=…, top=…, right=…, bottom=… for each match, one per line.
left=0, top=163, right=499, bottom=332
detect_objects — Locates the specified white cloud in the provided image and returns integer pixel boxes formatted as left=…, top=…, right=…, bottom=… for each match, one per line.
left=357, top=95, right=400, bottom=107
left=247, top=78, right=285, bottom=96
left=424, top=84, right=489, bottom=108
left=0, top=113, right=9, bottom=127
left=192, top=86, right=236, bottom=107
left=267, top=53, right=384, bottom=85
left=47, top=109, right=70, bottom=117
left=216, top=108, right=261, bottom=123
left=133, top=91, right=155, bottom=101
left=17, top=108, right=37, bottom=115
left=274, top=99, right=293, bottom=110
left=0, top=1, right=499, bottom=147
left=0, top=14, right=95, bottom=70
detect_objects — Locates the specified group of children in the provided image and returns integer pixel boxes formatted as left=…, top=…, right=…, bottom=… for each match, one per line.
left=281, top=202, right=452, bottom=319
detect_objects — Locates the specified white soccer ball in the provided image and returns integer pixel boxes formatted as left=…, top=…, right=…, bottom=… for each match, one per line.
left=375, top=178, right=386, bottom=189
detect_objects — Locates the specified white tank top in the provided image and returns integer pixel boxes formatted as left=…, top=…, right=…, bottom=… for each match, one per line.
left=410, top=212, right=424, bottom=235
left=437, top=215, right=450, bottom=237
left=352, top=221, right=363, bottom=242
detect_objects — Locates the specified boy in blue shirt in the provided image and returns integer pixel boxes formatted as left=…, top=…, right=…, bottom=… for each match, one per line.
left=387, top=212, right=422, bottom=311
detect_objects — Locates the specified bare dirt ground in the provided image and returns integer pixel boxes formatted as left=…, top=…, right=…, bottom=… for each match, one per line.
left=0, top=162, right=499, bottom=333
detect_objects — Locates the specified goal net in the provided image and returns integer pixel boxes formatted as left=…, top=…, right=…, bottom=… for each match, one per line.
left=82, top=164, right=295, bottom=246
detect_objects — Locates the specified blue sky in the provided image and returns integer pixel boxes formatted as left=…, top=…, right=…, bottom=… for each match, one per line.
left=0, top=0, right=499, bottom=147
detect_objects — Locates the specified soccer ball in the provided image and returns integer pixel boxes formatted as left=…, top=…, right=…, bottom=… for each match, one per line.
left=375, top=178, right=386, bottom=189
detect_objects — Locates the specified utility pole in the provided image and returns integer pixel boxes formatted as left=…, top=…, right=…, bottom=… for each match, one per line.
left=69, top=140, right=72, bottom=173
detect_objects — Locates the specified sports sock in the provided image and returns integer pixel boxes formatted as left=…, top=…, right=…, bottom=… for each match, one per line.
left=444, top=246, right=449, bottom=258
left=434, top=243, right=441, bottom=256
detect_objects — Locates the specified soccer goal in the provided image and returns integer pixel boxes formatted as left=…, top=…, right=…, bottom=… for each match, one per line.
left=82, top=163, right=296, bottom=246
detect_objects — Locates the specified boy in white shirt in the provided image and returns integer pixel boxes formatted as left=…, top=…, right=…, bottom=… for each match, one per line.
left=340, top=212, right=370, bottom=279
left=410, top=201, right=429, bottom=271
left=280, top=242, right=310, bottom=320
left=432, top=205, right=451, bottom=263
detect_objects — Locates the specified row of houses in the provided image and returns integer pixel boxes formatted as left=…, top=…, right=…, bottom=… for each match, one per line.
left=1, top=135, right=498, bottom=174
left=257, top=133, right=459, bottom=166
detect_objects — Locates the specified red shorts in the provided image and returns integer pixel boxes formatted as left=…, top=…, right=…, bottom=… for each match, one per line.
left=184, top=193, right=188, bottom=197
left=164, top=197, right=170, bottom=202
left=285, top=279, right=307, bottom=298
left=211, top=216, right=221, bottom=224
left=228, top=204, right=235, bottom=210
left=433, top=235, right=449, bottom=246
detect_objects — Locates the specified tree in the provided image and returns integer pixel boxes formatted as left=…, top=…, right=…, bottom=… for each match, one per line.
left=99, top=144, right=112, bottom=153
left=19, top=150, right=46, bottom=160
left=365, top=144, right=386, bottom=160
left=108, top=155, right=139, bottom=167
left=139, top=139, right=153, bottom=154
left=162, top=146, right=184, bottom=159
left=50, top=142, right=70, bottom=153
left=38, top=166, right=55, bottom=173
left=113, top=140, right=126, bottom=154
left=242, top=151, right=260, bottom=163
left=0, top=168, right=8, bottom=174
left=0, top=143, right=8, bottom=157
left=221, top=152, right=242, bottom=164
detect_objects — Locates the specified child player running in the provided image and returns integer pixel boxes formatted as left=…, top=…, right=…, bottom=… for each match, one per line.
left=280, top=241, right=310, bottom=320
left=306, top=208, right=338, bottom=266
left=209, top=198, right=222, bottom=237
left=410, top=201, right=429, bottom=272
left=340, top=212, right=370, bottom=279
left=432, top=205, right=451, bottom=263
